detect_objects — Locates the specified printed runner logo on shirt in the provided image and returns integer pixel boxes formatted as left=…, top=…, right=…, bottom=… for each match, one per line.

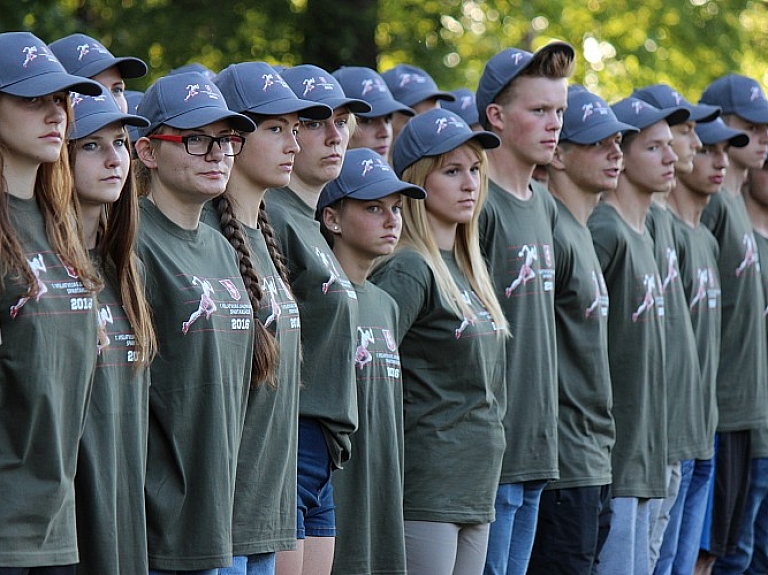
left=181, top=276, right=217, bottom=334
left=736, top=233, right=760, bottom=277
left=585, top=270, right=609, bottom=318
left=632, top=273, right=664, bottom=322
left=355, top=326, right=375, bottom=369
left=9, top=254, right=48, bottom=318
left=661, top=246, right=680, bottom=292
left=96, top=305, right=114, bottom=354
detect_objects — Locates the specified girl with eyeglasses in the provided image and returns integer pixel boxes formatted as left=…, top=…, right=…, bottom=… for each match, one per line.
left=132, top=71, right=258, bottom=575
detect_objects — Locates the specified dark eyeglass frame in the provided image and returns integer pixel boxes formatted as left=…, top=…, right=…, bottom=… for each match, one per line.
left=148, top=133, right=246, bottom=156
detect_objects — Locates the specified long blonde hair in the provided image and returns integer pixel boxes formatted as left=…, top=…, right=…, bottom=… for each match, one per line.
left=396, top=140, right=509, bottom=336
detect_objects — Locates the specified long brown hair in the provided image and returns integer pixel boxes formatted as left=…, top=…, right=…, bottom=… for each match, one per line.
left=212, top=193, right=280, bottom=387
left=68, top=132, right=157, bottom=366
left=0, top=97, right=100, bottom=298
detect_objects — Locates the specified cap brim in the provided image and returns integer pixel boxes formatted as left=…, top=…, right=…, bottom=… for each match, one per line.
left=689, top=103, right=721, bottom=123
left=740, top=105, right=768, bottom=125
left=77, top=56, right=148, bottom=80
left=246, top=99, right=332, bottom=120
left=400, top=90, right=455, bottom=108
left=661, top=107, right=691, bottom=127
left=2, top=73, right=103, bottom=97
left=70, top=112, right=149, bottom=140
left=360, top=99, right=415, bottom=118
left=148, top=107, right=256, bottom=135
left=565, top=121, right=639, bottom=145
left=324, top=97, right=372, bottom=115
left=397, top=130, right=500, bottom=176
left=349, top=180, right=427, bottom=202
left=696, top=123, right=750, bottom=148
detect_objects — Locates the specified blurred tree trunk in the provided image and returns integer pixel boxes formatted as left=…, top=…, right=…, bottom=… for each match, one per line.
left=299, top=0, right=379, bottom=71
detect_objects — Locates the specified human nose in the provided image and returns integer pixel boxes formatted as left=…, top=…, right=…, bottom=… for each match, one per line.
left=325, top=122, right=342, bottom=145
left=665, top=145, right=678, bottom=165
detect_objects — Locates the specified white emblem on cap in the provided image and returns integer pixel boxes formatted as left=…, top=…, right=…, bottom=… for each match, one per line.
left=361, top=77, right=386, bottom=96
left=461, top=95, right=473, bottom=110
left=671, top=91, right=683, bottom=105
left=751, top=86, right=763, bottom=102
left=512, top=53, right=524, bottom=65
left=262, top=74, right=275, bottom=92
left=398, top=73, right=427, bottom=88
left=184, top=83, right=220, bottom=102
left=22, top=45, right=57, bottom=68
left=435, top=115, right=465, bottom=134
left=71, top=93, right=84, bottom=107
left=632, top=101, right=646, bottom=114
left=360, top=157, right=390, bottom=177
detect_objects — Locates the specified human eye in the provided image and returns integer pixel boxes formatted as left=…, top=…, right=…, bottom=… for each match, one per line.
left=185, top=134, right=206, bottom=144
left=112, top=84, right=125, bottom=96
left=80, top=141, right=98, bottom=152
left=335, top=117, right=349, bottom=128
left=302, top=120, right=323, bottom=130
left=114, top=137, right=128, bottom=148
left=366, top=204, right=381, bottom=213
left=358, top=117, right=374, bottom=126
left=444, top=167, right=459, bottom=176
left=393, top=204, right=403, bottom=214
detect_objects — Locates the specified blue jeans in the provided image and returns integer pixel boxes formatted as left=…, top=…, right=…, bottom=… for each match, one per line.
left=149, top=570, right=218, bottom=575
left=654, top=458, right=714, bottom=575
left=713, top=457, right=768, bottom=574
left=217, top=553, right=275, bottom=575
left=596, top=497, right=652, bottom=575
left=483, top=481, right=546, bottom=575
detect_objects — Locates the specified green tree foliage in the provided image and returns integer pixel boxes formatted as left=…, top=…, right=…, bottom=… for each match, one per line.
left=2, top=0, right=768, bottom=102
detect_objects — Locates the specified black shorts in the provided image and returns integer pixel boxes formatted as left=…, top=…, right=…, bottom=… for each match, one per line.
left=702, top=430, right=751, bottom=557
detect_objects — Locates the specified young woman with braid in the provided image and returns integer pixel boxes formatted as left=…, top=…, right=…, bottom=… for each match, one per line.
left=207, top=61, right=333, bottom=575
left=67, top=92, right=157, bottom=574
left=0, top=31, right=104, bottom=572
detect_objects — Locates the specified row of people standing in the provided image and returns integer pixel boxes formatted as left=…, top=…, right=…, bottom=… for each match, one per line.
left=3, top=27, right=768, bottom=575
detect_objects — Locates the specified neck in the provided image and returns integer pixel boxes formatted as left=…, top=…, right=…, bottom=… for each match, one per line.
left=4, top=157, right=40, bottom=200
left=667, top=183, right=707, bottom=228
left=487, top=146, right=534, bottom=200
left=288, top=175, right=323, bottom=209
left=744, top=191, right=768, bottom=237
left=652, top=190, right=670, bottom=208
left=331, top=243, right=373, bottom=285
left=427, top=213, right=458, bottom=250
left=603, top=178, right=653, bottom=233
left=146, top=187, right=202, bottom=230
left=79, top=203, right=102, bottom=249
left=548, top=175, right=600, bottom=226
left=723, top=164, right=747, bottom=197
left=226, top=168, right=267, bottom=228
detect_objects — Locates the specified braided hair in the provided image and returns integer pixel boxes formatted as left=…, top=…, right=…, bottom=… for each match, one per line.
left=212, top=193, right=279, bottom=387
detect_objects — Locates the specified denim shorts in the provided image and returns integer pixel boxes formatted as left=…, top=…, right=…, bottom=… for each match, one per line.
left=296, top=417, right=335, bottom=539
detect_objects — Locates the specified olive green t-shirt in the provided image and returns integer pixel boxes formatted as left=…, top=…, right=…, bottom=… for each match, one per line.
left=588, top=202, right=668, bottom=498
left=202, top=207, right=302, bottom=555
left=264, top=187, right=358, bottom=469
left=647, top=203, right=709, bottom=462
left=332, top=281, right=406, bottom=575
left=137, top=198, right=254, bottom=570
left=479, top=179, right=559, bottom=484
left=371, top=248, right=506, bottom=523
left=0, top=195, right=98, bottom=567
left=548, top=198, right=614, bottom=490
left=669, top=212, right=720, bottom=459
left=750, top=231, right=768, bottom=458
left=75, top=255, right=151, bottom=574
left=701, top=190, right=768, bottom=431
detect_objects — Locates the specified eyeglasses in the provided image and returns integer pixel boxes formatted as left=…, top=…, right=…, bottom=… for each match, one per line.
left=148, top=133, right=245, bottom=156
